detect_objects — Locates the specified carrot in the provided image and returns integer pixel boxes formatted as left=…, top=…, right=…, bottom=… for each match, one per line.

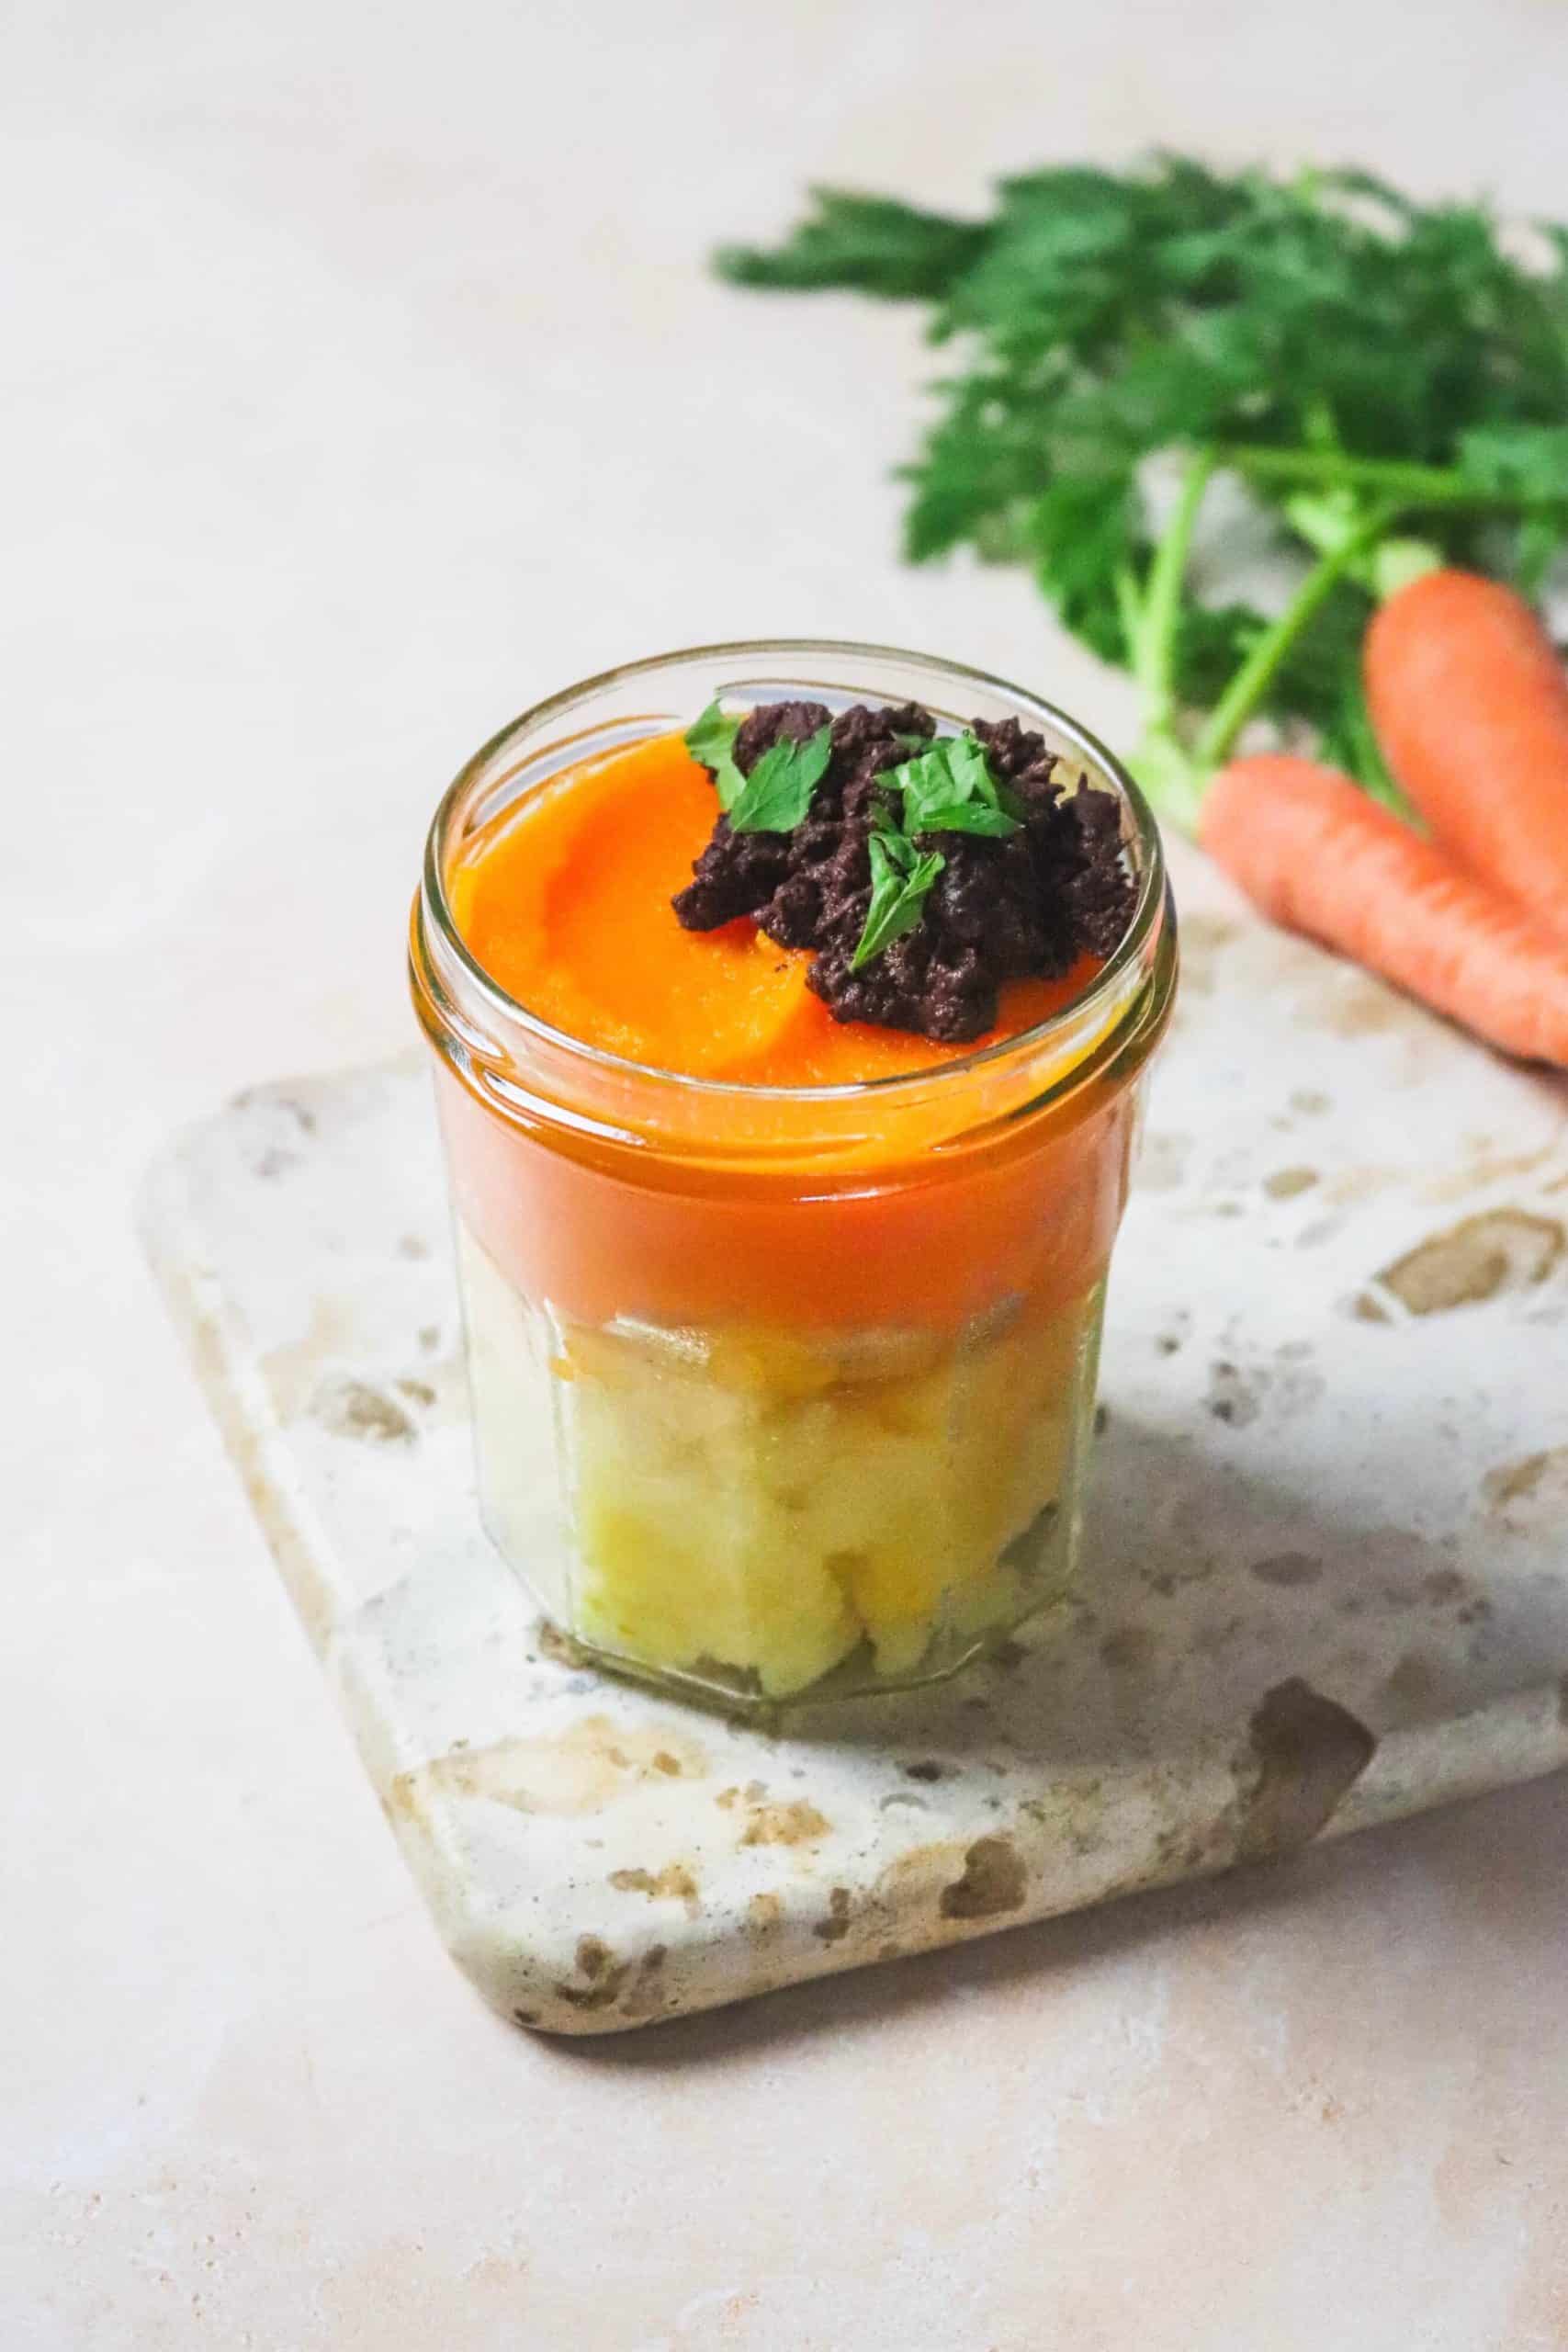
left=1364, top=569, right=1568, bottom=936
left=1199, top=754, right=1568, bottom=1068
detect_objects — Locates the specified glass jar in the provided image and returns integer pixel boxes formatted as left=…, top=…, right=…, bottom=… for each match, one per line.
left=410, top=641, right=1177, bottom=1712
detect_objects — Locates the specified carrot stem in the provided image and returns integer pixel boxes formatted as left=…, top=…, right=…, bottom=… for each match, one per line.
left=1193, top=503, right=1399, bottom=770
left=1139, top=447, right=1216, bottom=725
left=1221, top=443, right=1568, bottom=510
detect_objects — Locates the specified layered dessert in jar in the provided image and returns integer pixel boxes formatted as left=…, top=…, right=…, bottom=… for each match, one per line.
left=410, top=644, right=1176, bottom=1710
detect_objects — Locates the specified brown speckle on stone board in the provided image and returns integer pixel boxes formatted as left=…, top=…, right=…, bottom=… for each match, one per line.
left=1422, top=1567, right=1466, bottom=1603
left=312, top=1378, right=415, bottom=1445
left=1249, top=1552, right=1324, bottom=1590
left=394, top=1376, right=436, bottom=1408
left=1207, top=1361, right=1263, bottom=1429
left=1483, top=1446, right=1568, bottom=1529
left=813, top=1888, right=853, bottom=1944
left=939, top=1836, right=1027, bottom=1921
left=406, top=1713, right=709, bottom=1819
left=554, top=1936, right=632, bottom=2011
left=1134, top=1132, right=1191, bottom=1193
left=1235, top=1679, right=1377, bottom=1863
left=608, top=1863, right=700, bottom=1914
left=1099, top=1624, right=1156, bottom=1671
left=740, top=1801, right=829, bottom=1849
left=1374, top=1210, right=1564, bottom=1317
left=1382, top=1651, right=1440, bottom=1713
left=902, top=1760, right=947, bottom=1784
left=1264, top=1167, right=1319, bottom=1200
left=620, top=1945, right=671, bottom=2021
left=747, top=1892, right=784, bottom=1932
left=1318, top=976, right=1400, bottom=1040
left=1484, top=1453, right=1551, bottom=1509
left=1176, top=914, right=1241, bottom=989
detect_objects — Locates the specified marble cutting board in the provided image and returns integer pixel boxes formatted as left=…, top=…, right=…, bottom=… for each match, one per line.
left=141, top=860, right=1568, bottom=2034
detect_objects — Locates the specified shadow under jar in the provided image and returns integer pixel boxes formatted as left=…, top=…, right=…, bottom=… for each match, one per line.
left=411, top=641, right=1178, bottom=1713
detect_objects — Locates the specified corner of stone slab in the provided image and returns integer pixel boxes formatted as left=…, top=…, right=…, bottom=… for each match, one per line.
left=449, top=1924, right=686, bottom=2040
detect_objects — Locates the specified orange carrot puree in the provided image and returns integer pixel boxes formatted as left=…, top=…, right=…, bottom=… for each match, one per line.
left=439, top=729, right=1134, bottom=1329
left=449, top=730, right=1095, bottom=1085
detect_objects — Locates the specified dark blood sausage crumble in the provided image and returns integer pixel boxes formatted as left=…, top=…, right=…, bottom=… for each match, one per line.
left=671, top=699, right=1136, bottom=1043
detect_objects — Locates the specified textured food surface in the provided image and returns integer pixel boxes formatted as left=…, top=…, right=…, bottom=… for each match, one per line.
left=141, top=885, right=1568, bottom=2032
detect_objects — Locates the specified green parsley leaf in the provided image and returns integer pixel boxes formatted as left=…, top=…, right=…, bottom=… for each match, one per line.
left=908, top=801, right=1021, bottom=838
left=683, top=699, right=748, bottom=811
left=852, top=836, right=946, bottom=970
left=868, top=797, right=918, bottom=864
left=728, top=722, right=833, bottom=833
left=885, top=731, right=1023, bottom=834
left=685, top=698, right=740, bottom=769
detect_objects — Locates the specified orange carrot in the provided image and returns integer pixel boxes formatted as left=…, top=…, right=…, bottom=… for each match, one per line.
left=1200, top=754, right=1568, bottom=1068
left=1364, top=569, right=1568, bottom=935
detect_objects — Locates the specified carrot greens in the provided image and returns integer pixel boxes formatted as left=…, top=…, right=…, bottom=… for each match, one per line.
left=716, top=161, right=1568, bottom=825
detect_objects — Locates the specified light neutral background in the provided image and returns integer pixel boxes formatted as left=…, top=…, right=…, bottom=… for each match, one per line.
left=6, top=2, right=1567, bottom=2344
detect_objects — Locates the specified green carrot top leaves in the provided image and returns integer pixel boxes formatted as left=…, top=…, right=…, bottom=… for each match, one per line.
left=717, top=160, right=1568, bottom=824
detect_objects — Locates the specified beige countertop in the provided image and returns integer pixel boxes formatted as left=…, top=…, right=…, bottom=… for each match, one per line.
left=6, top=2, right=1566, bottom=2343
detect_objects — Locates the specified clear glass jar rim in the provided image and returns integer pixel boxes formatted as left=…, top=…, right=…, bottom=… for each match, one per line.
left=418, top=636, right=1170, bottom=1108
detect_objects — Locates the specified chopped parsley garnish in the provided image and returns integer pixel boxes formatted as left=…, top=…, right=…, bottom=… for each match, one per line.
left=848, top=729, right=1018, bottom=966
left=852, top=831, right=946, bottom=970
left=886, top=731, right=1023, bottom=838
left=682, top=700, right=747, bottom=812
left=674, top=695, right=1134, bottom=1043
left=682, top=702, right=834, bottom=831
left=728, top=721, right=833, bottom=833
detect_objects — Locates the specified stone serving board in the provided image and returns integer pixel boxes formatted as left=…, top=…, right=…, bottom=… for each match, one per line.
left=141, top=860, right=1568, bottom=2034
